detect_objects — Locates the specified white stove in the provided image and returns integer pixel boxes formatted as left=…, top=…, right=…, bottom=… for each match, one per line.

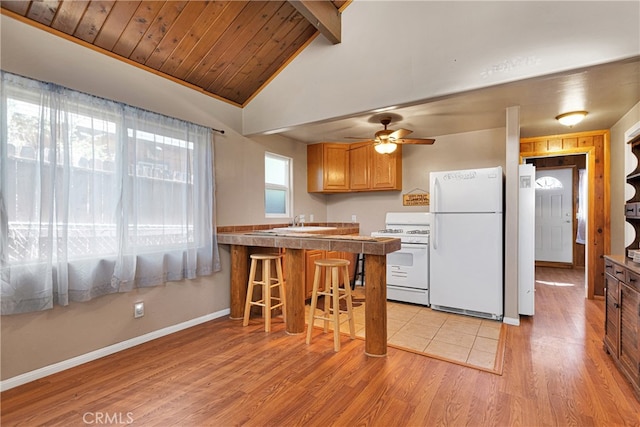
left=371, top=212, right=431, bottom=306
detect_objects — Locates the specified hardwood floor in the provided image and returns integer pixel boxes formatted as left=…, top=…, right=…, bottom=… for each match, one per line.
left=2, top=267, right=640, bottom=426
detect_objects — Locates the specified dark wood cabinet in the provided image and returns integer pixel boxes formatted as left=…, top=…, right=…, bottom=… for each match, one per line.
left=605, top=271, right=620, bottom=356
left=604, top=255, right=640, bottom=400
left=620, top=282, right=640, bottom=386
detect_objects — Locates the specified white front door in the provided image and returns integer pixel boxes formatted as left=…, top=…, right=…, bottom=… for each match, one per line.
left=535, top=167, right=574, bottom=263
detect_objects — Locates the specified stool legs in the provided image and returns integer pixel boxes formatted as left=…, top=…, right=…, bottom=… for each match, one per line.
left=243, top=255, right=285, bottom=332
left=263, top=258, right=272, bottom=332
left=341, top=263, right=356, bottom=343
left=331, top=265, right=341, bottom=351
left=306, top=264, right=322, bottom=345
left=306, top=260, right=355, bottom=351
left=243, top=258, right=259, bottom=328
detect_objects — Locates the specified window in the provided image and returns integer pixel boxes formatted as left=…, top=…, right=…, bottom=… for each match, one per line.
left=264, top=152, right=292, bottom=217
left=1, top=71, right=219, bottom=315
left=535, top=176, right=563, bottom=189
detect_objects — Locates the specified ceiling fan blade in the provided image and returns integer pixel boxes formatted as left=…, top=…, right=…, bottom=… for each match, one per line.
left=397, top=138, right=436, bottom=145
left=344, top=136, right=373, bottom=140
left=389, top=128, right=413, bottom=140
left=346, top=140, right=375, bottom=149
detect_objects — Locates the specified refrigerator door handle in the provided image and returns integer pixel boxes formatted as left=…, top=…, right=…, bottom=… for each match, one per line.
left=433, top=214, right=437, bottom=250
left=432, top=177, right=439, bottom=250
left=433, top=177, right=439, bottom=213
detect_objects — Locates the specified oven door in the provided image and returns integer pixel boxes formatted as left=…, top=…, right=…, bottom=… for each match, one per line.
left=386, top=242, right=429, bottom=289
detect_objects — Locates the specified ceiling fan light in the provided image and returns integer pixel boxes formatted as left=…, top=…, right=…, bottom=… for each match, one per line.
left=556, top=111, right=588, bottom=127
left=374, top=142, right=397, bottom=154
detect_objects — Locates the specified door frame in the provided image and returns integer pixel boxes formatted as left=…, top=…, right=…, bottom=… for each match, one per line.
left=534, top=165, right=577, bottom=268
left=520, top=129, right=611, bottom=300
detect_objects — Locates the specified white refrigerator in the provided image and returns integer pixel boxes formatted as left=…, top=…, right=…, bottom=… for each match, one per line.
left=429, top=166, right=504, bottom=320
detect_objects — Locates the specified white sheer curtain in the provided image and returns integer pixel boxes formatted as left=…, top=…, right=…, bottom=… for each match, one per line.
left=1, top=71, right=219, bottom=315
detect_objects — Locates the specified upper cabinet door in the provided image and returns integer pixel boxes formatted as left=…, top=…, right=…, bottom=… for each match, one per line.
left=349, top=142, right=371, bottom=190
left=323, top=144, right=350, bottom=191
left=307, top=143, right=349, bottom=193
left=371, top=145, right=402, bottom=190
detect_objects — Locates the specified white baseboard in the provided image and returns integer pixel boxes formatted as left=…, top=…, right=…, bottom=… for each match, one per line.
left=0, top=308, right=230, bottom=392
left=502, top=316, right=520, bottom=326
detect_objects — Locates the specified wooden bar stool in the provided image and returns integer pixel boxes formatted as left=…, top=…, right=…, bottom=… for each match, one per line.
left=243, top=253, right=285, bottom=332
left=306, top=258, right=355, bottom=351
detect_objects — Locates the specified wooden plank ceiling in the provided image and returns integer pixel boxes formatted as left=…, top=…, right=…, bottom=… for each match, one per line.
left=1, top=0, right=347, bottom=106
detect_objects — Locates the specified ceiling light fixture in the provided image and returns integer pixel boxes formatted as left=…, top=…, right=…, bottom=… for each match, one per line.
left=374, top=141, right=397, bottom=154
left=556, top=111, right=588, bottom=127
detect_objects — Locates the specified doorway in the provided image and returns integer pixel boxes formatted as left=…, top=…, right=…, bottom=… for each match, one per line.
left=520, top=130, right=610, bottom=300
left=535, top=166, right=575, bottom=265
left=524, top=153, right=592, bottom=268
left=524, top=154, right=587, bottom=302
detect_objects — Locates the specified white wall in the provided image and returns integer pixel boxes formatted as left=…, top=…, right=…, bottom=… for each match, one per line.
left=244, top=1, right=640, bottom=135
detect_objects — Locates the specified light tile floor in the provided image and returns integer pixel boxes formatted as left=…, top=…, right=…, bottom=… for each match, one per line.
left=305, top=286, right=503, bottom=371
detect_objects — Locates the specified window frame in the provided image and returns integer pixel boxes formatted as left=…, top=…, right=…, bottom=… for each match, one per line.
left=264, top=151, right=293, bottom=219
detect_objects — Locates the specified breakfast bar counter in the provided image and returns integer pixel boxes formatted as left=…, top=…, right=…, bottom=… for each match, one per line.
left=217, top=230, right=401, bottom=356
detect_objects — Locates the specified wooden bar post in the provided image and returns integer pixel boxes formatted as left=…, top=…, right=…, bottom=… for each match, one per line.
left=284, top=248, right=306, bottom=334
left=229, top=245, right=248, bottom=319
left=364, top=254, right=387, bottom=356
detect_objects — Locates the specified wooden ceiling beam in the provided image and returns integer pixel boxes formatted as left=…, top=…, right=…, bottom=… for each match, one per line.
left=288, top=0, right=341, bottom=44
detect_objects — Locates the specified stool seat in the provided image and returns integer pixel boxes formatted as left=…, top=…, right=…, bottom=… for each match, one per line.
left=243, top=253, right=285, bottom=332
left=306, top=258, right=355, bottom=351
left=314, top=258, right=350, bottom=267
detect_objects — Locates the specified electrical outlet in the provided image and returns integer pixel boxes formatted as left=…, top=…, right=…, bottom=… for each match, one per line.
left=309, top=214, right=314, bottom=222
left=134, top=302, right=144, bottom=318
left=351, top=214, right=357, bottom=223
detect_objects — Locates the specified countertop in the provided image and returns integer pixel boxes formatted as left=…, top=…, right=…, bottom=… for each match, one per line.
left=216, top=230, right=401, bottom=255
left=604, top=254, right=640, bottom=276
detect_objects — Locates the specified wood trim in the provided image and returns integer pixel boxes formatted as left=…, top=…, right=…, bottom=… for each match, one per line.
left=520, top=129, right=611, bottom=300
left=604, top=131, right=611, bottom=257
left=288, top=0, right=341, bottom=44
left=536, top=261, right=573, bottom=269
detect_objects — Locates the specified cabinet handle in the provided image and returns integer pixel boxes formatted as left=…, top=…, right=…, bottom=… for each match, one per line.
left=614, top=303, right=620, bottom=309
left=605, top=264, right=612, bottom=269
left=630, top=277, right=637, bottom=283
left=615, top=270, right=623, bottom=274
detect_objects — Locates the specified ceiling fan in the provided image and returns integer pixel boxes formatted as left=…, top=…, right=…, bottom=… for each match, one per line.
left=348, top=117, right=436, bottom=154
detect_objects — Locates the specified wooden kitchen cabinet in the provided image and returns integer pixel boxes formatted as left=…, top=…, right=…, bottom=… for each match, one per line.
left=308, top=142, right=402, bottom=193
left=620, top=279, right=640, bottom=387
left=603, top=255, right=640, bottom=399
left=605, top=271, right=620, bottom=356
left=349, top=142, right=371, bottom=190
left=307, top=143, right=350, bottom=193
left=348, top=142, right=402, bottom=191
left=304, top=249, right=357, bottom=299
left=371, top=144, right=402, bottom=190
left=305, top=250, right=325, bottom=299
